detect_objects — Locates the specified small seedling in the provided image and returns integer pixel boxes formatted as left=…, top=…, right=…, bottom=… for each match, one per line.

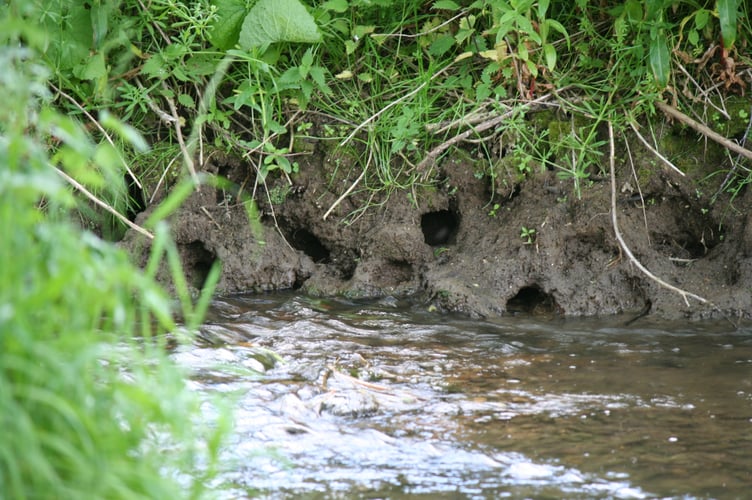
left=488, top=203, right=501, bottom=217
left=520, top=226, right=536, bottom=244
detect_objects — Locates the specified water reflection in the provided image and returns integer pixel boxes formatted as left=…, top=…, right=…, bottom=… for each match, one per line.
left=176, top=294, right=752, bottom=498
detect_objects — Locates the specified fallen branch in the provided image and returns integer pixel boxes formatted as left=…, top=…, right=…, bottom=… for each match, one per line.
left=654, top=100, right=752, bottom=162
left=608, top=121, right=709, bottom=308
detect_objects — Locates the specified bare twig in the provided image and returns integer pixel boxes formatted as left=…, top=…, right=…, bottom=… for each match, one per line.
left=323, top=147, right=373, bottom=220
left=416, top=91, right=558, bottom=175
left=608, top=121, right=708, bottom=308
left=655, top=100, right=752, bottom=162
left=621, top=131, right=651, bottom=245
left=372, top=11, right=468, bottom=39
left=162, top=82, right=199, bottom=185
left=340, top=63, right=454, bottom=147
left=53, top=166, right=154, bottom=240
left=627, top=120, right=685, bottom=176
left=50, top=83, right=143, bottom=190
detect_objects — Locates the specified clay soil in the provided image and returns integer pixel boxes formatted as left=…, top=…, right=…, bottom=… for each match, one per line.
left=123, top=127, right=752, bottom=323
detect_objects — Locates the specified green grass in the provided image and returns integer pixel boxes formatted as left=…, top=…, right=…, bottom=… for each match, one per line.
left=0, top=11, right=226, bottom=498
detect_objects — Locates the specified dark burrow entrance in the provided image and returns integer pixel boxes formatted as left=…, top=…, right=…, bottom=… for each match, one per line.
left=421, top=210, right=460, bottom=246
left=184, top=241, right=218, bottom=289
left=288, top=228, right=330, bottom=263
left=506, top=285, right=559, bottom=315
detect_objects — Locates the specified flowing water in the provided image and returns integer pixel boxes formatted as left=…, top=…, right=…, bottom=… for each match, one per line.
left=175, top=293, right=752, bottom=499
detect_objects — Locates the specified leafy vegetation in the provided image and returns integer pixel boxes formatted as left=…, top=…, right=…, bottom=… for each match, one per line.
left=1, top=0, right=750, bottom=496
left=1, top=5, right=226, bottom=499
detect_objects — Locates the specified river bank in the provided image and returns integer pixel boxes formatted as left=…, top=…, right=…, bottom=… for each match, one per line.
left=122, top=113, right=752, bottom=322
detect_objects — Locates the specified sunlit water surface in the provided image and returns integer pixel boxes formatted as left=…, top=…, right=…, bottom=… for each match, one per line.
left=174, top=293, right=752, bottom=499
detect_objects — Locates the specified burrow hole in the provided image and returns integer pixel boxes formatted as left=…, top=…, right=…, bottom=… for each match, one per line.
left=421, top=209, right=460, bottom=246
left=185, top=241, right=218, bottom=290
left=287, top=228, right=330, bottom=263
left=506, top=285, right=559, bottom=315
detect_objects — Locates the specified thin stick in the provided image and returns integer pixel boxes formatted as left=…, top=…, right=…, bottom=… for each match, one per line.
left=416, top=91, right=558, bottom=174
left=628, top=120, right=685, bottom=176
left=340, top=64, right=454, bottom=147
left=323, top=147, right=373, bottom=220
left=655, top=100, right=752, bottom=162
left=53, top=166, right=154, bottom=240
left=622, top=131, right=651, bottom=245
left=608, top=121, right=708, bottom=308
left=163, top=82, right=199, bottom=185
left=50, top=83, right=142, bottom=190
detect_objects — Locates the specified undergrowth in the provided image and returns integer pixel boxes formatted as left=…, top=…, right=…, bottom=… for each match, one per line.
left=1, top=6, right=227, bottom=499
left=2, top=1, right=750, bottom=496
left=18, top=0, right=751, bottom=224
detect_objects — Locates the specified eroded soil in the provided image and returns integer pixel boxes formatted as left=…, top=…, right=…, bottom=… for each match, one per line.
left=122, top=122, right=752, bottom=322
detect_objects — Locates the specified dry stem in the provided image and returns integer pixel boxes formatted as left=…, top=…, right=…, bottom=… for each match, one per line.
left=655, top=101, right=752, bottom=161
left=415, top=91, right=558, bottom=176
left=608, top=121, right=709, bottom=308
left=53, top=166, right=154, bottom=240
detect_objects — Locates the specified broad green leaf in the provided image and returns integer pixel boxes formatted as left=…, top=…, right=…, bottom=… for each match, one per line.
left=429, top=35, right=456, bottom=57
left=353, top=25, right=376, bottom=38
left=185, top=54, right=222, bottom=76
left=73, top=53, right=106, bottom=81
left=645, top=0, right=663, bottom=21
left=210, top=0, right=248, bottom=50
left=433, top=0, right=460, bottom=10
left=517, top=42, right=529, bottom=61
left=178, top=93, right=196, bottom=109
left=309, top=66, right=332, bottom=95
left=695, top=9, right=710, bottom=30
left=624, top=0, right=642, bottom=23
left=649, top=36, right=670, bottom=88
left=321, top=0, right=348, bottom=12
left=545, top=19, right=570, bottom=46
left=345, top=39, right=358, bottom=55
left=239, top=0, right=322, bottom=49
left=543, top=43, right=557, bottom=70
left=718, top=0, right=739, bottom=49
left=538, top=0, right=550, bottom=19
left=525, top=59, right=538, bottom=78
left=614, top=15, right=628, bottom=44
left=688, top=29, right=699, bottom=46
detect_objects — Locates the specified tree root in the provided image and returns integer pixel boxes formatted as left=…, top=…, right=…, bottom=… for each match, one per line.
left=608, top=121, right=710, bottom=309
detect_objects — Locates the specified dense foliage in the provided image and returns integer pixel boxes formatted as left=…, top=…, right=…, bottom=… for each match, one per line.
left=0, top=0, right=749, bottom=498
left=0, top=4, right=224, bottom=499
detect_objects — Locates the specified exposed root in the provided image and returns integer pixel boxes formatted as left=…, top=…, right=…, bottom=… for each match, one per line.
left=608, top=121, right=709, bottom=309
left=627, top=120, right=685, bottom=176
left=323, top=148, right=373, bottom=220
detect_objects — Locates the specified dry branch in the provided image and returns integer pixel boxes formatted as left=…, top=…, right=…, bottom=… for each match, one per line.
left=415, top=92, right=558, bottom=175
left=655, top=101, right=752, bottom=161
left=607, top=121, right=709, bottom=308
left=53, top=166, right=154, bottom=240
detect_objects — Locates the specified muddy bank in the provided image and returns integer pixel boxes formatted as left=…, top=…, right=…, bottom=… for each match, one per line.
left=122, top=131, right=752, bottom=322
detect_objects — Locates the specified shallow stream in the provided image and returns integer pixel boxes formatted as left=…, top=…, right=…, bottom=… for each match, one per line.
left=175, top=293, right=752, bottom=499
